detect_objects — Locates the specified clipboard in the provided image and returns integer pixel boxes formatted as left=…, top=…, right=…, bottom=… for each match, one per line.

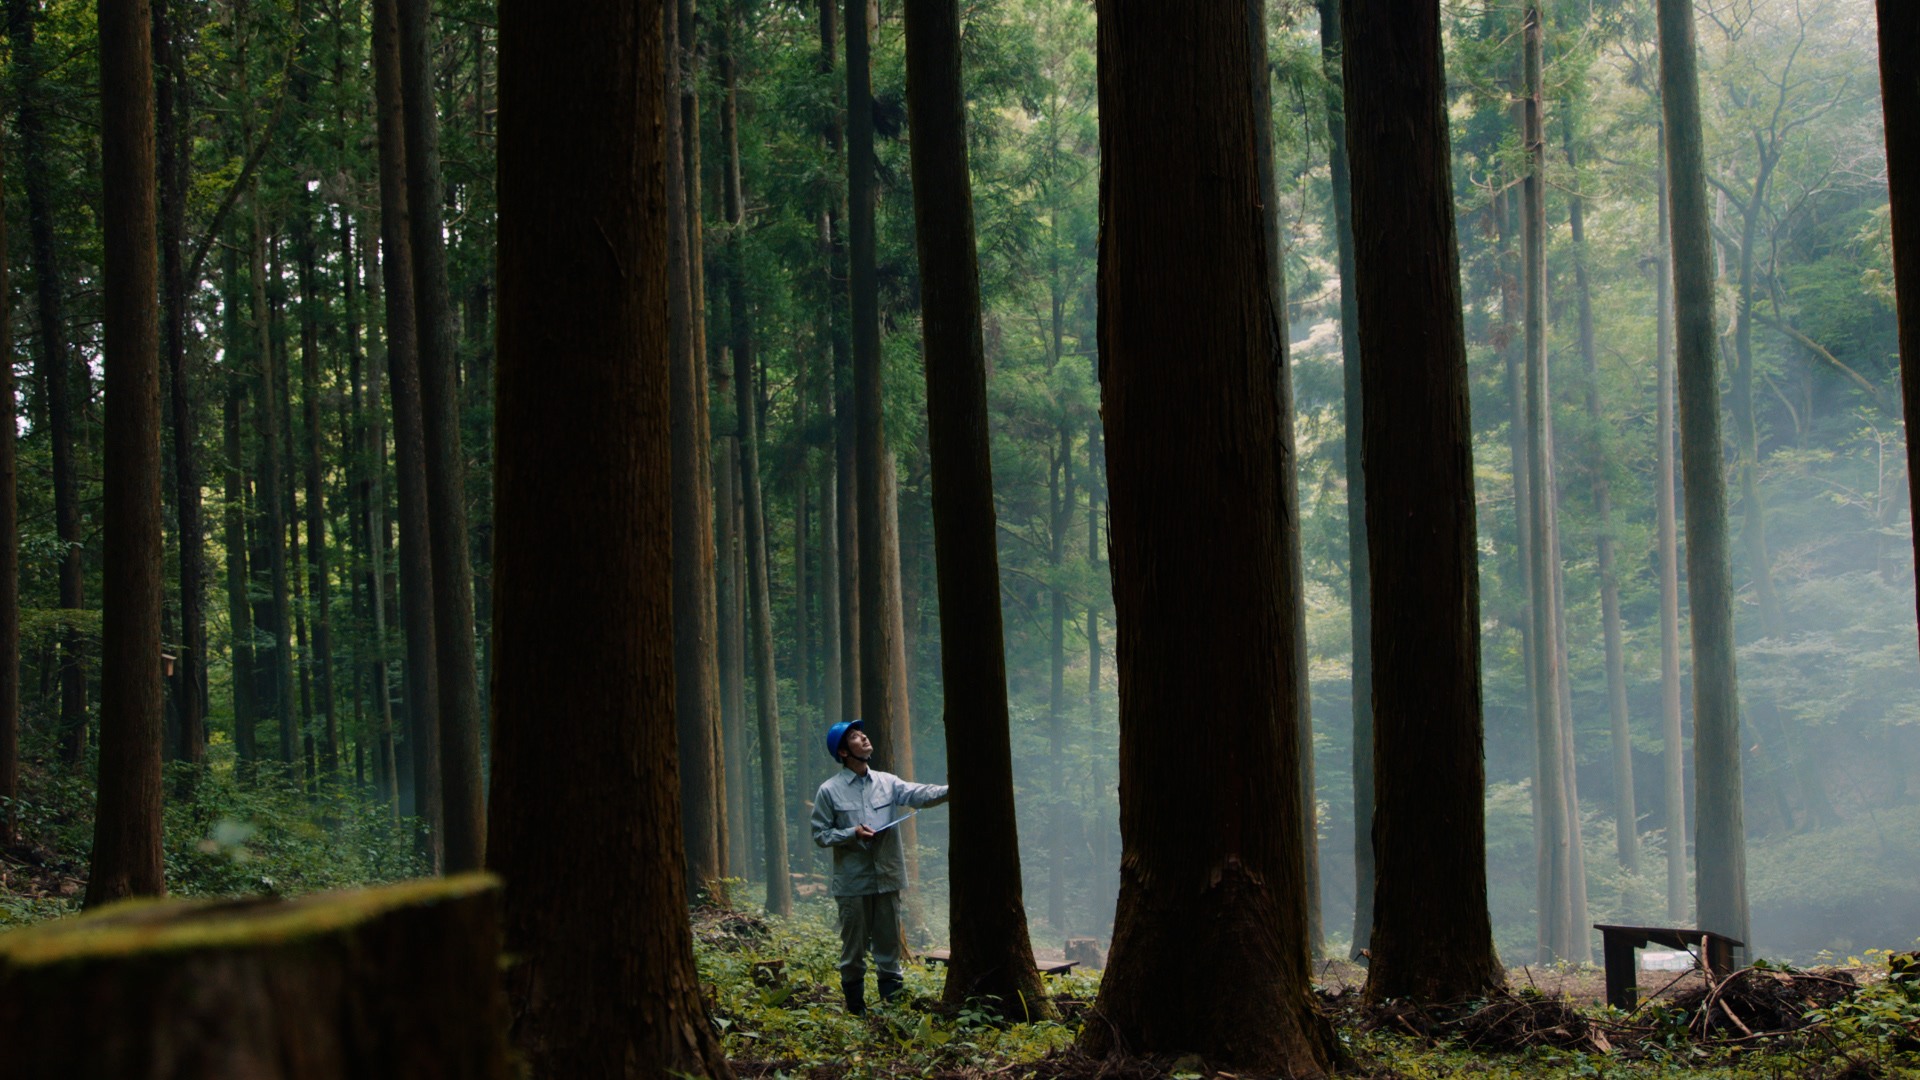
left=870, top=809, right=919, bottom=835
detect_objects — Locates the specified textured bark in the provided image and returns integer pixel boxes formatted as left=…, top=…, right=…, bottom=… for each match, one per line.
left=1344, top=0, right=1503, bottom=1004
left=155, top=0, right=204, bottom=771
left=0, top=129, right=15, bottom=844
left=1658, top=0, right=1749, bottom=954
left=491, top=0, right=736, bottom=1067
left=668, top=0, right=723, bottom=898
left=90, top=0, right=166, bottom=906
left=903, top=0, right=1050, bottom=1011
left=1080, top=2, right=1330, bottom=1071
left=372, top=0, right=441, bottom=862
left=8, top=0, right=87, bottom=767
left=0, top=876, right=507, bottom=1078
left=1885, top=1, right=1920, bottom=642
left=397, top=0, right=484, bottom=873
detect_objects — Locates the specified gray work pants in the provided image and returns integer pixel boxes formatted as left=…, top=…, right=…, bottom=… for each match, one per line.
left=835, top=891, right=904, bottom=978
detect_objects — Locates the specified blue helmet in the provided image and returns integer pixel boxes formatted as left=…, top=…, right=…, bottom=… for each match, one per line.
left=825, top=719, right=866, bottom=762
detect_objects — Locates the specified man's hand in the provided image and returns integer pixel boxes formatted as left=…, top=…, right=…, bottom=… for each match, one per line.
left=854, top=824, right=877, bottom=841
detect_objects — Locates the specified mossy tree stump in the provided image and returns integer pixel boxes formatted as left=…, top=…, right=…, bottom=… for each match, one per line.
left=0, top=872, right=508, bottom=1078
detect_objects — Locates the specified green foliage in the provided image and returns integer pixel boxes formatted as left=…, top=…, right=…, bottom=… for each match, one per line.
left=694, top=902, right=1085, bottom=1076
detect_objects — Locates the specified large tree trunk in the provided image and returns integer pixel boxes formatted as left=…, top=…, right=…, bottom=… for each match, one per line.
left=1080, top=2, right=1331, bottom=1072
left=1345, top=0, right=1503, bottom=1004
left=8, top=0, right=88, bottom=768
left=903, top=0, right=1050, bottom=1012
left=397, top=0, right=484, bottom=873
left=1883, top=1, right=1920, bottom=636
left=0, top=875, right=508, bottom=1078
left=372, top=0, right=442, bottom=864
left=155, top=0, right=203, bottom=774
left=1653, top=147, right=1689, bottom=920
left=1316, top=0, right=1373, bottom=962
left=0, top=129, right=15, bottom=845
left=720, top=26, right=793, bottom=916
left=491, top=0, right=736, bottom=1067
left=1658, top=0, right=1749, bottom=956
left=89, top=0, right=166, bottom=907
left=668, top=0, right=724, bottom=899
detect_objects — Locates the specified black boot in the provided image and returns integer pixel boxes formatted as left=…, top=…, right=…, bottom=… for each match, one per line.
left=842, top=976, right=866, bottom=1016
left=877, top=972, right=905, bottom=1004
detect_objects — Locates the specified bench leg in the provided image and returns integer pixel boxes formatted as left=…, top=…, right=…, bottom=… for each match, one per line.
left=1602, top=936, right=1638, bottom=1010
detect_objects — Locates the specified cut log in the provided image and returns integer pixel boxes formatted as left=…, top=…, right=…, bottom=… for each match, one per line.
left=0, top=872, right=508, bottom=1078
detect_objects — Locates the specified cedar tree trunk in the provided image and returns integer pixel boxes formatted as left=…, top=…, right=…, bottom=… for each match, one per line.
left=1080, top=2, right=1331, bottom=1072
left=1344, top=0, right=1503, bottom=1003
left=491, top=1, right=736, bottom=1072
left=89, top=0, right=166, bottom=906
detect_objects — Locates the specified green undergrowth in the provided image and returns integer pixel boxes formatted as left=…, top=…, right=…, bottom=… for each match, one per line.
left=692, top=897, right=1090, bottom=1078
left=693, top=899, right=1920, bottom=1080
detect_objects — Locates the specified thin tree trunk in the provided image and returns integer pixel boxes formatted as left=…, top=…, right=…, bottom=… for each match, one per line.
left=372, top=0, right=442, bottom=867
left=1658, top=0, right=1749, bottom=955
left=902, top=0, right=1050, bottom=1011
left=1047, top=423, right=1070, bottom=933
left=681, top=0, right=728, bottom=886
left=816, top=0, right=847, bottom=735
left=396, top=0, right=484, bottom=873
left=1522, top=6, right=1574, bottom=963
left=251, top=195, right=299, bottom=767
left=155, top=0, right=203, bottom=774
left=718, top=437, right=750, bottom=880
left=0, top=126, right=16, bottom=844
left=1081, top=3, right=1331, bottom=1071
left=297, top=209, right=336, bottom=781
left=490, top=0, right=736, bottom=1066
left=8, top=0, right=87, bottom=768
left=1654, top=147, right=1689, bottom=920
left=1564, top=122, right=1636, bottom=882
left=882, top=454, right=919, bottom=892
left=1317, top=0, right=1372, bottom=961
left=222, top=248, right=259, bottom=769
left=90, top=0, right=166, bottom=906
left=720, top=28, right=792, bottom=915
left=668, top=0, right=723, bottom=899
left=1346, top=0, right=1503, bottom=1004
left=847, top=0, right=895, bottom=777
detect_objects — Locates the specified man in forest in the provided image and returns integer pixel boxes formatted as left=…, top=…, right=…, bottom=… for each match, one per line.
left=811, top=719, right=949, bottom=1015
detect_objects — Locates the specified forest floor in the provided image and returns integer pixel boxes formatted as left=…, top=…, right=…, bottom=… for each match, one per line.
left=695, top=905, right=1920, bottom=1080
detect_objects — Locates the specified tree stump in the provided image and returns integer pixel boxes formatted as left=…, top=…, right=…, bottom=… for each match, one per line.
left=0, top=872, right=508, bottom=1078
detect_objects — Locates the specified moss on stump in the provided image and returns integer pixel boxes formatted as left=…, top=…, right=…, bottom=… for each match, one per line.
left=0, top=871, right=508, bottom=1078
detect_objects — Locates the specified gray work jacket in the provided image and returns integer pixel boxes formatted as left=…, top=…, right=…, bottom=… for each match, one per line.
left=810, top=767, right=950, bottom=897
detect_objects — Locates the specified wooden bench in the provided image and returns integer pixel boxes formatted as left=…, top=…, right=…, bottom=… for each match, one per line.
left=918, top=948, right=1078, bottom=976
left=1593, top=923, right=1744, bottom=1009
